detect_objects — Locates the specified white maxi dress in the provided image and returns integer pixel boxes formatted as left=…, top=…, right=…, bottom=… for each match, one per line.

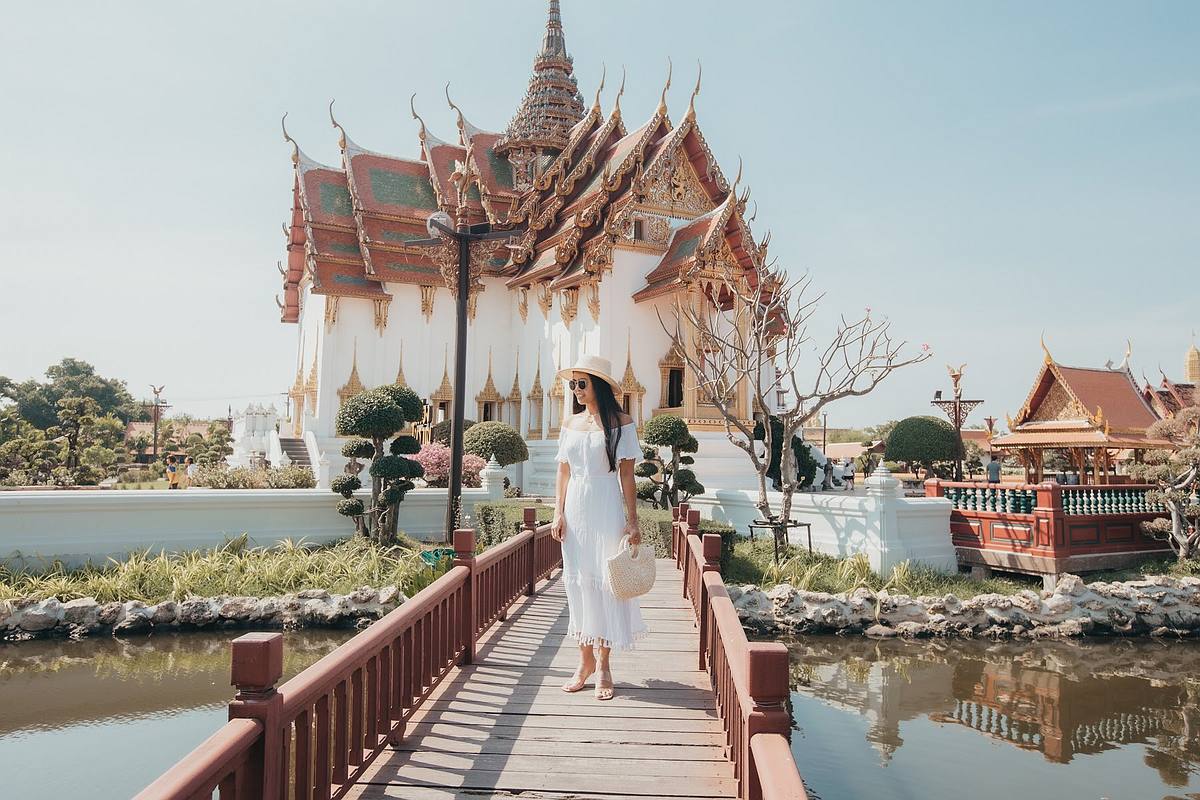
left=555, top=420, right=649, bottom=650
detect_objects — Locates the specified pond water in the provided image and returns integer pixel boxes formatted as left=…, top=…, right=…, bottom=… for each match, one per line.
left=786, top=636, right=1200, bottom=800
left=0, top=628, right=357, bottom=800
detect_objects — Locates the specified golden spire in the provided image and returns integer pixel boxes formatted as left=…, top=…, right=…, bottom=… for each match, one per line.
left=338, top=339, right=365, bottom=404
left=685, top=61, right=702, bottom=122
left=395, top=341, right=408, bottom=387
left=657, top=57, right=673, bottom=117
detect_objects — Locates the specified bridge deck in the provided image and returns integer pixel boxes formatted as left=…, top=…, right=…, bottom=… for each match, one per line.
left=346, top=559, right=738, bottom=800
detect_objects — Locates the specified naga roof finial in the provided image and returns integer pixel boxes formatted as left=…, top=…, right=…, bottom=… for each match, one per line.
left=657, top=57, right=673, bottom=117
left=445, top=83, right=465, bottom=144
left=409, top=93, right=428, bottom=146
left=685, top=61, right=702, bottom=122
left=328, top=99, right=346, bottom=153
left=592, top=64, right=606, bottom=112
left=1040, top=331, right=1053, bottom=364
left=1118, top=339, right=1132, bottom=371
left=730, top=155, right=743, bottom=195
left=613, top=66, right=626, bottom=115
left=281, top=113, right=299, bottom=166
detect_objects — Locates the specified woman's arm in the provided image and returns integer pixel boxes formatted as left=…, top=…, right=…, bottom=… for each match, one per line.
left=618, top=458, right=641, bottom=545
left=552, top=460, right=570, bottom=540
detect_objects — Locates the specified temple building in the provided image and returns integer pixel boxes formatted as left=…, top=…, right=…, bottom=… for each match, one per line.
left=990, top=340, right=1199, bottom=484
left=275, top=1, right=773, bottom=491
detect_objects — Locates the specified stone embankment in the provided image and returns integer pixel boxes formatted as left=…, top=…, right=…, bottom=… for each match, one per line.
left=730, top=574, right=1200, bottom=639
left=0, top=586, right=406, bottom=641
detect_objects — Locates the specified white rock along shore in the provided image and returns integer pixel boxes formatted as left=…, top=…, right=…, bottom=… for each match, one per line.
left=728, top=574, right=1200, bottom=639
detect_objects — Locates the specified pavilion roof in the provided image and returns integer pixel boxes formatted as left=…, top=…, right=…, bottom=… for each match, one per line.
left=1000, top=349, right=1168, bottom=450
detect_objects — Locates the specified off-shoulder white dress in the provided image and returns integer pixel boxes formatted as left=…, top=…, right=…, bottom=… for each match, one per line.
left=555, top=420, right=648, bottom=650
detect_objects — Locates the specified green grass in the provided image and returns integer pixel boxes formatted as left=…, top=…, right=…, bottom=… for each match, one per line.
left=725, top=538, right=1031, bottom=597
left=0, top=536, right=450, bottom=604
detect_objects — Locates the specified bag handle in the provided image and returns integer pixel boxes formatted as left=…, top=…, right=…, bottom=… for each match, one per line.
left=619, top=534, right=640, bottom=559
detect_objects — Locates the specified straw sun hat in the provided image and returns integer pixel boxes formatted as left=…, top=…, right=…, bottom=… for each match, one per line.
left=555, top=354, right=623, bottom=400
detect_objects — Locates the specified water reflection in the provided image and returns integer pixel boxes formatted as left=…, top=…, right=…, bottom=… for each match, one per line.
left=0, top=629, right=356, bottom=800
left=786, top=637, right=1200, bottom=799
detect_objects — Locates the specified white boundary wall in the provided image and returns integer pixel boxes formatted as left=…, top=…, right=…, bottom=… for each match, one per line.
left=683, top=466, right=956, bottom=575
left=0, top=459, right=509, bottom=569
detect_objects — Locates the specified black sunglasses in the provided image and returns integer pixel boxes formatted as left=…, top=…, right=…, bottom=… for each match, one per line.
left=567, top=378, right=589, bottom=390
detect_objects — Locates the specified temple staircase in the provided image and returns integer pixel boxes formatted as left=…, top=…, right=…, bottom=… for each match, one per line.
left=278, top=437, right=311, bottom=468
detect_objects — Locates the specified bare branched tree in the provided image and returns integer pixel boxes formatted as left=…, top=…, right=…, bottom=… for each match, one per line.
left=656, top=243, right=930, bottom=535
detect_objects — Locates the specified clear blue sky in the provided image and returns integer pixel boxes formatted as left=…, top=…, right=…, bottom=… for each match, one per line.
left=1, top=1, right=1196, bottom=428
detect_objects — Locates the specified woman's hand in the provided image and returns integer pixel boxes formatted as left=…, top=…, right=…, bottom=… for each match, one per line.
left=624, top=520, right=641, bottom=546
left=551, top=513, right=566, bottom=542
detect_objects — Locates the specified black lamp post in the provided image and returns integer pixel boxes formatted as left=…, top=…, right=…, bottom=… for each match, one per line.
left=407, top=211, right=526, bottom=541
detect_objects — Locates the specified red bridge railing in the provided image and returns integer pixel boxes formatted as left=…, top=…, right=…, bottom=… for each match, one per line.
left=672, top=503, right=808, bottom=800
left=135, top=507, right=557, bottom=800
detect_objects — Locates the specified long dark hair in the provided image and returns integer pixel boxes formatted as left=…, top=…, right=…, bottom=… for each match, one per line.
left=571, top=376, right=626, bottom=473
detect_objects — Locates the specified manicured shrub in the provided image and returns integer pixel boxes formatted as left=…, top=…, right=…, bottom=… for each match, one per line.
left=430, top=418, right=476, bottom=446
left=342, top=439, right=375, bottom=459
left=332, top=386, right=425, bottom=544
left=389, top=435, right=421, bottom=456
left=331, top=474, right=361, bottom=497
left=640, top=414, right=704, bottom=508
left=265, top=466, right=316, bottom=489
left=472, top=500, right=556, bottom=549
left=337, top=498, right=365, bottom=517
left=884, top=416, right=959, bottom=473
left=463, top=421, right=529, bottom=466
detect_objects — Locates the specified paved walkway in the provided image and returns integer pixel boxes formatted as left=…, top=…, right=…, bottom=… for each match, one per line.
left=346, top=559, right=737, bottom=799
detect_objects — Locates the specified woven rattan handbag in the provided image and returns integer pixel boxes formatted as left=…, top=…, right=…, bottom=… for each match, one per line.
left=606, top=535, right=656, bottom=600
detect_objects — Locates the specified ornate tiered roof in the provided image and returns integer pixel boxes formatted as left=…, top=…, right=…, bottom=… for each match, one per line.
left=277, top=2, right=772, bottom=326
left=991, top=342, right=1168, bottom=451
left=494, top=0, right=585, bottom=158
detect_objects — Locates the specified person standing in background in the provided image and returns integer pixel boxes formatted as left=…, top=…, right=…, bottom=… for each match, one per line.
left=165, top=455, right=180, bottom=489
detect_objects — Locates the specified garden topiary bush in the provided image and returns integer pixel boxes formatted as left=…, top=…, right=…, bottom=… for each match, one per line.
left=473, top=499, right=557, bottom=549
left=431, top=418, right=476, bottom=447
left=463, top=421, right=529, bottom=466
left=884, top=415, right=959, bottom=474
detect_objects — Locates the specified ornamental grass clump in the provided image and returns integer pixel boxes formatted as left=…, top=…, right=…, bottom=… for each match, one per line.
left=333, top=385, right=425, bottom=545
left=0, top=536, right=446, bottom=604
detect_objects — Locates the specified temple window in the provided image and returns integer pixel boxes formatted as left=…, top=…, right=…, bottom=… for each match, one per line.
left=632, top=219, right=645, bottom=241
left=667, top=368, right=684, bottom=408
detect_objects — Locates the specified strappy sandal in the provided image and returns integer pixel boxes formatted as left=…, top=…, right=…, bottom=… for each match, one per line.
left=595, top=669, right=615, bottom=701
left=562, top=664, right=595, bottom=693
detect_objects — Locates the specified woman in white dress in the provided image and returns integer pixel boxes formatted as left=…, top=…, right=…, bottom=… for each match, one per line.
left=551, top=355, right=648, bottom=701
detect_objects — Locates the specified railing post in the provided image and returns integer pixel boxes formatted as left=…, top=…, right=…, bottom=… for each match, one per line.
left=745, top=643, right=791, bottom=800
left=1034, top=481, right=1064, bottom=556
left=924, top=477, right=942, bottom=498
left=453, top=528, right=477, bottom=665
left=523, top=506, right=538, bottom=596
left=698, top=533, right=722, bottom=671
left=228, top=632, right=285, bottom=800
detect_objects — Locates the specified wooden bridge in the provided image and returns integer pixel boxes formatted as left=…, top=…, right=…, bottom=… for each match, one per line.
left=135, top=505, right=807, bottom=800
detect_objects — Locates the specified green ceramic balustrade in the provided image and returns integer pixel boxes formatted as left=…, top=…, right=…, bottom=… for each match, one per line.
left=1061, top=486, right=1164, bottom=516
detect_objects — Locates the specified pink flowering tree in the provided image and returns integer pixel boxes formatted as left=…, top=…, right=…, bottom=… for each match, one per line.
left=413, top=441, right=487, bottom=488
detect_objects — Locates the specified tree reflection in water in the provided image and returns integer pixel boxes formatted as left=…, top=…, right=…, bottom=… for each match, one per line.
left=783, top=636, right=1200, bottom=788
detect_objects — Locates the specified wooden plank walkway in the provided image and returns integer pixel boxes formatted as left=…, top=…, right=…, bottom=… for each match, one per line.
left=346, top=558, right=738, bottom=800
